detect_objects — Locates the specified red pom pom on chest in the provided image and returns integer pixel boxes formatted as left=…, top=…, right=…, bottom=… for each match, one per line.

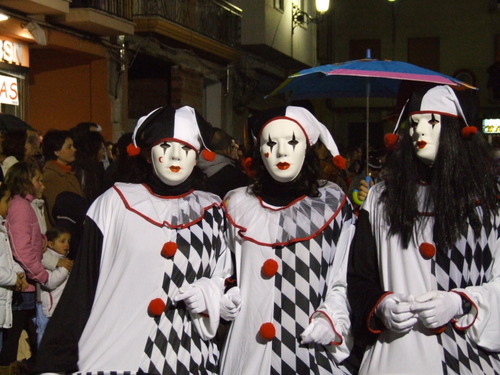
left=259, top=322, right=276, bottom=340
left=148, top=298, right=166, bottom=316
left=419, top=242, right=436, bottom=259
left=262, top=259, right=279, bottom=277
left=161, top=242, right=178, bottom=258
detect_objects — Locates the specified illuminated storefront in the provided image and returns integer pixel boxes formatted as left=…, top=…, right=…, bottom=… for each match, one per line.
left=0, top=35, right=29, bottom=117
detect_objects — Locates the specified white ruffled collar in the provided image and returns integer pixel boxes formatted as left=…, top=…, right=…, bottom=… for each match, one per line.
left=113, top=183, right=221, bottom=229
left=223, top=181, right=347, bottom=247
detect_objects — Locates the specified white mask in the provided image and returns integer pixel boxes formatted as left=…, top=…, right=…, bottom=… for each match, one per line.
left=408, top=113, right=441, bottom=166
left=260, top=119, right=307, bottom=183
left=151, top=141, right=197, bottom=186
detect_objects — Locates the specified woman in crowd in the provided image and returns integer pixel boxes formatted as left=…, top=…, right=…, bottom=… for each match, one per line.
left=41, top=130, right=86, bottom=229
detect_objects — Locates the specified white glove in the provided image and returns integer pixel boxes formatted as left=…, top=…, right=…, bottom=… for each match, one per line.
left=174, top=285, right=207, bottom=314
left=375, top=294, right=417, bottom=333
left=411, top=291, right=462, bottom=329
left=301, top=316, right=336, bottom=346
left=220, top=287, right=242, bottom=321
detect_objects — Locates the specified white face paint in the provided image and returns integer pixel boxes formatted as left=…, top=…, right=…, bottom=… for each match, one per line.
left=151, top=141, right=197, bottom=186
left=260, top=119, right=307, bottom=183
left=408, top=113, right=441, bottom=166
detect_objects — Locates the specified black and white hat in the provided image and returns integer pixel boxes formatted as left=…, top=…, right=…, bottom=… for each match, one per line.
left=128, top=106, right=213, bottom=155
left=385, top=85, right=478, bottom=149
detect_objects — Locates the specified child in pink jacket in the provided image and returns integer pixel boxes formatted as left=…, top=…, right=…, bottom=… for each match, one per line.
left=0, top=162, right=70, bottom=368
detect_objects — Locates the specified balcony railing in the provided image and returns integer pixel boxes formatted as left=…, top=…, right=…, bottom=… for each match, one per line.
left=70, top=0, right=133, bottom=21
left=134, top=0, right=242, bottom=47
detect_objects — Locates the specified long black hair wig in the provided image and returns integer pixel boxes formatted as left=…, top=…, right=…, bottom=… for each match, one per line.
left=381, top=87, right=499, bottom=251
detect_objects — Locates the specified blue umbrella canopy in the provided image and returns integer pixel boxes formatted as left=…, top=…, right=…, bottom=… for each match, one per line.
left=267, top=58, right=476, bottom=174
left=268, top=58, right=476, bottom=100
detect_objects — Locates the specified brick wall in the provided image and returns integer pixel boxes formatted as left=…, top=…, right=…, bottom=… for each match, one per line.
left=171, top=66, right=203, bottom=111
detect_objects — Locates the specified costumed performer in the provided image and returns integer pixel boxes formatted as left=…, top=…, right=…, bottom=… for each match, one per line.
left=347, top=84, right=500, bottom=374
left=220, top=105, right=356, bottom=375
left=35, top=106, right=232, bottom=375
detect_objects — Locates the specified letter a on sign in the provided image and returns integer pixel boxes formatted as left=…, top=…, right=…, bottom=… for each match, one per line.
left=0, top=75, right=18, bottom=105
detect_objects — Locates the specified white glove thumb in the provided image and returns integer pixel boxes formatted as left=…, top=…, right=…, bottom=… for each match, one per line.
left=411, top=291, right=461, bottom=329
left=220, top=287, right=242, bottom=321
left=300, top=316, right=336, bottom=346
left=375, top=293, right=417, bottom=333
left=174, top=285, right=207, bottom=314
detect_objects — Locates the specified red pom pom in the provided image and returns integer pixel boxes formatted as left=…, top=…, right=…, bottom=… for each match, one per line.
left=202, top=149, right=216, bottom=161
left=332, top=155, right=347, bottom=170
left=461, top=126, right=478, bottom=139
left=161, top=241, right=178, bottom=258
left=259, top=322, right=276, bottom=340
left=242, top=157, right=256, bottom=179
left=127, top=143, right=141, bottom=156
left=262, top=259, right=279, bottom=277
left=419, top=242, right=436, bottom=259
left=148, top=298, right=166, bottom=316
left=384, top=133, right=399, bottom=150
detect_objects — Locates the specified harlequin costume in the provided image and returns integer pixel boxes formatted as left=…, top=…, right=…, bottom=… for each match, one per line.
left=348, top=86, right=500, bottom=375
left=219, top=106, right=355, bottom=375
left=35, top=106, right=231, bottom=375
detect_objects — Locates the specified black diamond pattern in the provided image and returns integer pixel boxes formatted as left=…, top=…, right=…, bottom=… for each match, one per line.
left=433, top=214, right=500, bottom=374
left=138, top=206, right=224, bottom=375
left=270, top=196, right=352, bottom=375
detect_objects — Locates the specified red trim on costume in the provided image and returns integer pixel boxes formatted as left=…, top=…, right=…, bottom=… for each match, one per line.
left=223, top=193, right=348, bottom=247
left=113, top=185, right=220, bottom=229
left=313, top=310, right=342, bottom=346
left=367, top=291, right=394, bottom=334
left=409, top=110, right=460, bottom=119
left=450, top=291, right=478, bottom=330
left=258, top=116, right=312, bottom=146
left=431, top=326, right=447, bottom=334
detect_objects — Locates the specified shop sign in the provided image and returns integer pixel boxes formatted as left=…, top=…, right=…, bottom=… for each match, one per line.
left=0, top=74, right=18, bottom=105
left=0, top=37, right=29, bottom=67
left=482, top=118, right=500, bottom=134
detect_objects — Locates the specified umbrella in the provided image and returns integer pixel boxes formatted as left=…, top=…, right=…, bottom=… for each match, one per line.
left=267, top=56, right=477, bottom=171
left=0, top=113, right=35, bottom=132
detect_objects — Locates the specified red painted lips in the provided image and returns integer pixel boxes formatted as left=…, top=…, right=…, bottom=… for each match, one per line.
left=277, top=162, right=290, bottom=170
left=416, top=141, right=427, bottom=149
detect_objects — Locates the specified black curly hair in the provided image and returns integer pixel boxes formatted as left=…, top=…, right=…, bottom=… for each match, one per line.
left=250, top=145, right=323, bottom=199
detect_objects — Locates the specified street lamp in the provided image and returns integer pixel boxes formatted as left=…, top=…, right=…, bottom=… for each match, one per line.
left=292, top=0, right=330, bottom=33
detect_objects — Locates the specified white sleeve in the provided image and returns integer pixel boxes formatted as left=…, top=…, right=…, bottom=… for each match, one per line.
left=314, top=219, right=356, bottom=362
left=0, top=265, right=17, bottom=287
left=189, top=213, right=232, bottom=340
left=43, top=267, right=69, bottom=291
left=42, top=251, right=59, bottom=271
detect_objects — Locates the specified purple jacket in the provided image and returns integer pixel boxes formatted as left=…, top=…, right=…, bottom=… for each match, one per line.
left=7, top=194, right=48, bottom=291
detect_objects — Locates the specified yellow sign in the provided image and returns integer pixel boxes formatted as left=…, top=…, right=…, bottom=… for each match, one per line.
left=482, top=119, right=500, bottom=134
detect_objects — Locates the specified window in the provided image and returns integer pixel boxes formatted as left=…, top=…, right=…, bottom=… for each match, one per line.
left=274, top=0, right=284, bottom=11
left=407, top=37, right=440, bottom=71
